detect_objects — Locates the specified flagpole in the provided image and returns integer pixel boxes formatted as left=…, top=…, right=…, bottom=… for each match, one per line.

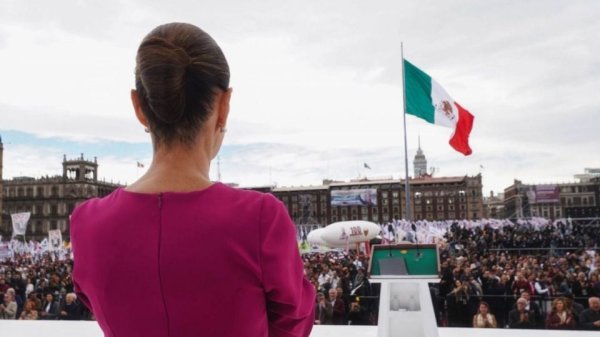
left=401, top=42, right=412, bottom=222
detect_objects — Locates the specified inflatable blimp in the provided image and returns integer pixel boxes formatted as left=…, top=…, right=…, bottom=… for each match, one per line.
left=307, top=221, right=381, bottom=248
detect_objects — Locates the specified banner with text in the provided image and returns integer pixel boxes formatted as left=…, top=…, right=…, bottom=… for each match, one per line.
left=331, top=189, right=378, bottom=206
left=527, top=185, right=560, bottom=204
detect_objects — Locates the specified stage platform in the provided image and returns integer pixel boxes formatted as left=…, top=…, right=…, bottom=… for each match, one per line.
left=0, top=321, right=597, bottom=336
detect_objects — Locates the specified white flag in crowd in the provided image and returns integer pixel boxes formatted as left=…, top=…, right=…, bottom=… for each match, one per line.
left=11, top=212, right=31, bottom=236
left=48, top=230, right=63, bottom=251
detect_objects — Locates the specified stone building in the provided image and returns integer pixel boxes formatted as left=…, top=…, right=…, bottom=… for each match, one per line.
left=244, top=174, right=485, bottom=227
left=503, top=176, right=600, bottom=219
left=1, top=154, right=121, bottom=241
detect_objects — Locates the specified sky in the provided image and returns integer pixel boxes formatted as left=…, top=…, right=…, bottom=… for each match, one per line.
left=0, top=0, right=599, bottom=194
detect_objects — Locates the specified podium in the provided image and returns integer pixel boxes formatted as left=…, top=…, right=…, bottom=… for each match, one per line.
left=368, top=244, right=440, bottom=337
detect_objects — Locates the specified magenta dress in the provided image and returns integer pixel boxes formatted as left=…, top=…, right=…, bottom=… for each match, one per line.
left=70, top=183, right=315, bottom=337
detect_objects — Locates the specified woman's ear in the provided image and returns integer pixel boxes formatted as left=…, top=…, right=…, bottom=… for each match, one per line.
left=131, top=89, right=149, bottom=128
left=216, top=88, right=232, bottom=129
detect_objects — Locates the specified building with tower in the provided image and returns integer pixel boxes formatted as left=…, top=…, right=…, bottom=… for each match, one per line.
left=413, top=137, right=428, bottom=177
left=1, top=153, right=121, bottom=241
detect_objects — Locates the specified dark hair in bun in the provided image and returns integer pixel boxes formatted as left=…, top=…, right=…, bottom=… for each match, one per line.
left=135, top=22, right=230, bottom=146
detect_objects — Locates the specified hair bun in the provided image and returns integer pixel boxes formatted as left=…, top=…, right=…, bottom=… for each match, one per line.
left=136, top=37, right=191, bottom=124
left=134, top=23, right=230, bottom=146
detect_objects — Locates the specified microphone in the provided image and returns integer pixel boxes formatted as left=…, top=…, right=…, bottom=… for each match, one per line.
left=411, top=223, right=422, bottom=259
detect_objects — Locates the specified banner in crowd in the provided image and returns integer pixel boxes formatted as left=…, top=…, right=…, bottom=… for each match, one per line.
left=11, top=212, right=31, bottom=236
left=48, top=230, right=63, bottom=251
left=331, top=189, right=378, bottom=206
left=527, top=185, right=560, bottom=204
left=0, top=242, right=11, bottom=261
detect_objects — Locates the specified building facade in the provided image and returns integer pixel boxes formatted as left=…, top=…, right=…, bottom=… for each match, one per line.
left=244, top=174, right=485, bottom=227
left=503, top=177, right=600, bottom=219
left=483, top=191, right=504, bottom=219
left=1, top=154, right=121, bottom=241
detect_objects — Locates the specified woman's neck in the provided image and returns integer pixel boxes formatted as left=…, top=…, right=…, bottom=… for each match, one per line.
left=128, top=142, right=213, bottom=193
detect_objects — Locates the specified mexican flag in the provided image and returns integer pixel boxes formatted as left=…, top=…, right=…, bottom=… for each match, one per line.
left=404, top=59, right=474, bottom=155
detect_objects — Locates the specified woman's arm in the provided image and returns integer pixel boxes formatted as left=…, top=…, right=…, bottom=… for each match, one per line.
left=260, top=194, right=316, bottom=337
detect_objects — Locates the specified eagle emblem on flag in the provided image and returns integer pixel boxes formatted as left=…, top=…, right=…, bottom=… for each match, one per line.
left=436, top=100, right=455, bottom=121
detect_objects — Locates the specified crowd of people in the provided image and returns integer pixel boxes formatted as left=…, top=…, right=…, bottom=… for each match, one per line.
left=0, top=251, right=90, bottom=320
left=436, top=219, right=600, bottom=330
left=1, top=218, right=600, bottom=331
left=303, top=250, right=377, bottom=325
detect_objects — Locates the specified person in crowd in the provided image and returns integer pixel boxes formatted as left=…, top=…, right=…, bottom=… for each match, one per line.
left=448, top=280, right=471, bottom=327
left=19, top=299, right=39, bottom=320
left=0, top=292, right=17, bottom=319
left=546, top=297, right=576, bottom=329
left=508, top=298, right=536, bottom=329
left=518, top=291, right=543, bottom=327
left=347, top=301, right=369, bottom=325
left=329, top=288, right=346, bottom=325
left=27, top=292, right=42, bottom=312
left=472, top=301, right=497, bottom=328
left=565, top=293, right=584, bottom=326
left=39, top=293, right=59, bottom=320
left=70, top=22, right=315, bottom=337
left=314, top=292, right=332, bottom=325
left=59, top=293, right=82, bottom=320
left=579, top=296, right=600, bottom=330
left=0, top=276, right=10, bottom=294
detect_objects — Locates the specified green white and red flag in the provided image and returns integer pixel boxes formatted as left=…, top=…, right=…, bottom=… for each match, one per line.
left=404, top=59, right=474, bottom=155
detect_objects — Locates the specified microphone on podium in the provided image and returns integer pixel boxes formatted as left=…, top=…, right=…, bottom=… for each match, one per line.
left=411, top=223, right=422, bottom=259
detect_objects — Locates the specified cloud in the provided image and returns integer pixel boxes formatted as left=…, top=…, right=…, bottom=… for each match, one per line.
left=1, top=1, right=599, bottom=199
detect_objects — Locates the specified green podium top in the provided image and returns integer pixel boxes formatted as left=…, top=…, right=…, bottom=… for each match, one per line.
left=368, top=244, right=439, bottom=279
